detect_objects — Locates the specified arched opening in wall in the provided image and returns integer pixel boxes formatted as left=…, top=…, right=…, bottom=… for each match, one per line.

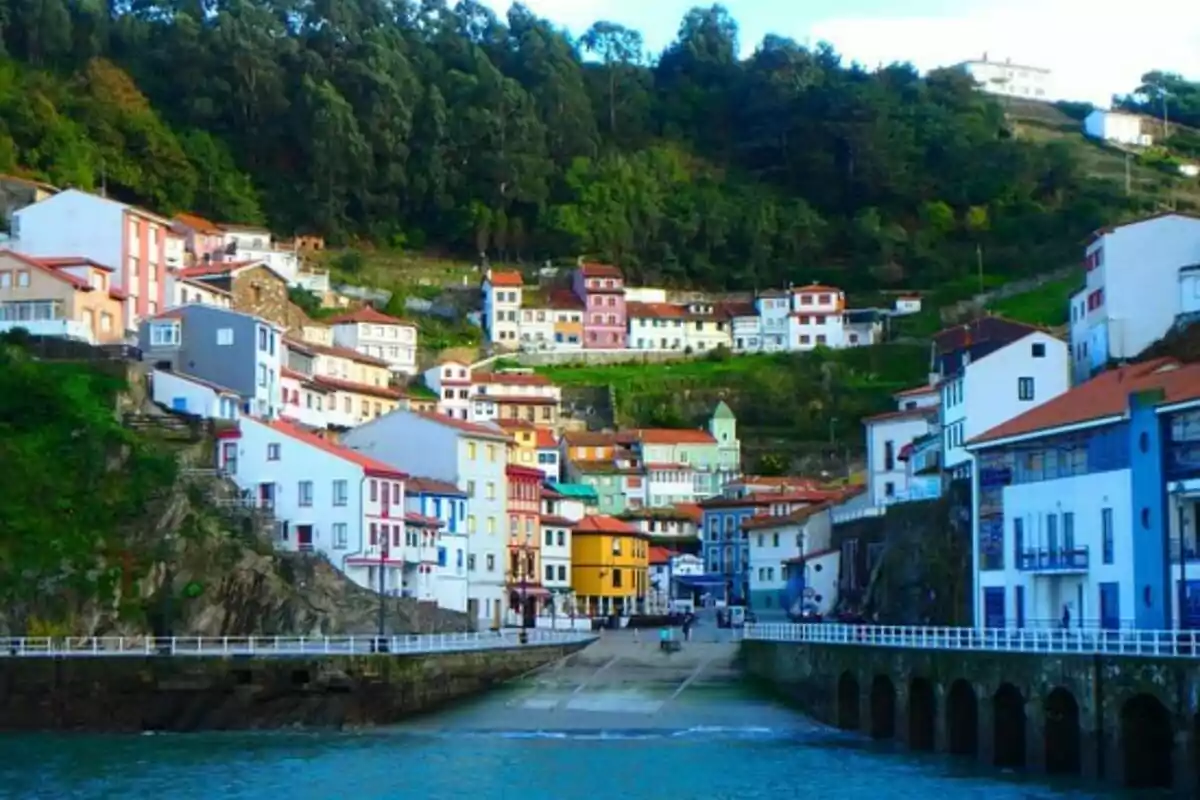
left=908, top=677, right=936, bottom=751
left=869, top=675, right=896, bottom=739
left=837, top=671, right=861, bottom=731
left=946, top=679, right=979, bottom=756
left=1044, top=687, right=1081, bottom=775
left=992, top=683, right=1026, bottom=769
left=1121, top=693, right=1173, bottom=789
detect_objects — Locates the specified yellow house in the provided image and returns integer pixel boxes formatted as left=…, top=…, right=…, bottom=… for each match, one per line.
left=0, top=250, right=126, bottom=343
left=497, top=419, right=539, bottom=468
left=571, top=515, right=649, bottom=617
left=285, top=337, right=402, bottom=425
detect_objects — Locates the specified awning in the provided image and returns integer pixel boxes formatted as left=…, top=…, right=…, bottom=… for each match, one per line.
left=673, top=574, right=730, bottom=589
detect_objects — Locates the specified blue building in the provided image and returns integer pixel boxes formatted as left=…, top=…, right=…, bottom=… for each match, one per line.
left=966, top=358, right=1200, bottom=631
left=405, top=476, right=469, bottom=613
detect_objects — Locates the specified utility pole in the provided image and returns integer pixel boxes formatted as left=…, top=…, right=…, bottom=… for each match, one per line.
left=976, top=244, right=985, bottom=296
left=1125, top=152, right=1132, bottom=196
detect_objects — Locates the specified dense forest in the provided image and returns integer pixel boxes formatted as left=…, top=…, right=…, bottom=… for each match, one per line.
left=0, top=1, right=1175, bottom=290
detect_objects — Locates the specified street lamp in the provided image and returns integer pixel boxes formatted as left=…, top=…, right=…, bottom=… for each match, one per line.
left=519, top=543, right=529, bottom=645
left=376, top=525, right=389, bottom=651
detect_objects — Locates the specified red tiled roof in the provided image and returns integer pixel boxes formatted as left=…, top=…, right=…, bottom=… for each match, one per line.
left=563, top=431, right=618, bottom=447
left=792, top=284, right=841, bottom=294
left=177, top=260, right=264, bottom=279
left=303, top=341, right=391, bottom=368
left=479, top=394, right=558, bottom=406
left=646, top=462, right=694, bottom=470
left=0, top=250, right=92, bottom=291
left=474, top=371, right=552, bottom=387
left=108, top=287, right=128, bottom=301
left=33, top=256, right=114, bottom=272
left=404, top=511, right=443, bottom=528
left=173, top=212, right=223, bottom=235
left=742, top=501, right=833, bottom=531
left=546, top=288, right=585, bottom=310
left=540, top=514, right=574, bottom=527
left=580, top=262, right=623, bottom=279
left=673, top=502, right=703, bottom=524
left=506, top=464, right=544, bottom=481
left=280, top=367, right=331, bottom=391
left=407, top=476, right=467, bottom=496
left=541, top=486, right=564, bottom=499
left=863, top=407, right=937, bottom=424
left=720, top=300, right=757, bottom=318
left=700, top=489, right=846, bottom=509
left=627, top=301, right=687, bottom=320
left=261, top=418, right=407, bottom=479
left=635, top=428, right=717, bottom=445
left=649, top=546, right=675, bottom=565
left=894, top=383, right=938, bottom=398
left=324, top=305, right=415, bottom=328
left=536, top=429, right=558, bottom=449
left=312, top=374, right=403, bottom=400
left=495, top=418, right=538, bottom=431
left=574, top=514, right=642, bottom=535
left=971, top=359, right=1200, bottom=446
left=932, top=316, right=1047, bottom=355
left=488, top=270, right=524, bottom=287
left=411, top=410, right=511, bottom=440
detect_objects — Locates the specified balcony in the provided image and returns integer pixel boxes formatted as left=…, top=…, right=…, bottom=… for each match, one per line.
left=1167, top=441, right=1200, bottom=477
left=0, top=317, right=93, bottom=343
left=1017, top=546, right=1090, bottom=573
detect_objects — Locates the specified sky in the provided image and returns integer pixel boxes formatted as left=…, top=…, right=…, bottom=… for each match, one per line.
left=479, top=0, right=1200, bottom=106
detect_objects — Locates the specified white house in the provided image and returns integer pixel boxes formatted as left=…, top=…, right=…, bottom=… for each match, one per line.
left=745, top=504, right=833, bottom=611
left=863, top=383, right=940, bottom=506
left=326, top=305, right=419, bottom=376
left=11, top=188, right=177, bottom=326
left=730, top=304, right=763, bottom=353
left=424, top=359, right=473, bottom=421
left=215, top=416, right=409, bottom=594
left=893, top=296, right=922, bottom=316
left=482, top=269, right=523, bottom=346
left=648, top=548, right=704, bottom=612
left=627, top=302, right=686, bottom=351
left=151, top=369, right=241, bottom=420
left=966, top=358, right=1200, bottom=632
left=405, top=476, right=469, bottom=611
left=279, top=367, right=334, bottom=429
left=755, top=291, right=791, bottom=352
left=787, top=284, right=845, bottom=351
left=936, top=320, right=1070, bottom=478
left=169, top=275, right=232, bottom=310
left=1084, top=109, right=1151, bottom=147
left=212, top=224, right=301, bottom=283
left=517, top=305, right=556, bottom=351
left=342, top=409, right=512, bottom=629
left=535, top=428, right=561, bottom=482
left=540, top=488, right=575, bottom=615
left=957, top=53, right=1052, bottom=99
left=784, top=547, right=840, bottom=617
left=1070, top=213, right=1200, bottom=383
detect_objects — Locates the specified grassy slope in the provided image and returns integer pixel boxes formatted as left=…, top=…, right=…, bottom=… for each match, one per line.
left=986, top=275, right=1077, bottom=327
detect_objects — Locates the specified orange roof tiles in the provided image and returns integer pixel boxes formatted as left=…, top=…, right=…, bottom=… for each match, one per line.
left=563, top=431, right=619, bottom=447
left=574, top=515, right=642, bottom=535
left=495, top=418, right=538, bottom=432
left=535, top=428, right=558, bottom=449
left=580, top=262, right=623, bottom=279
left=672, top=502, right=703, bottom=524
left=506, top=464, right=545, bottom=480
left=634, top=428, right=717, bottom=445
left=325, top=305, right=415, bottom=327
left=545, top=288, right=585, bottom=310
left=313, top=375, right=403, bottom=400
left=173, top=212, right=223, bottom=235
left=0, top=250, right=93, bottom=291
left=627, top=301, right=687, bottom=320
left=407, top=476, right=467, bottom=496
left=742, top=502, right=833, bottom=531
left=792, top=284, right=841, bottom=294
left=894, top=383, right=939, bottom=398
left=488, top=270, right=524, bottom=287
left=177, top=260, right=267, bottom=279
left=648, top=546, right=675, bottom=565
left=971, top=359, right=1200, bottom=446
left=262, top=418, right=406, bottom=479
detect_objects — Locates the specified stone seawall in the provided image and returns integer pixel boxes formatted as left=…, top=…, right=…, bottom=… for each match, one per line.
left=0, top=643, right=586, bottom=733
left=742, top=640, right=1200, bottom=793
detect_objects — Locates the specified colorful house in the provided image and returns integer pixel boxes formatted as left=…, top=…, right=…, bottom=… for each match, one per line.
left=571, top=515, right=649, bottom=617
left=0, top=251, right=127, bottom=344
left=406, top=476, right=470, bottom=613
left=573, top=262, right=626, bottom=349
left=506, top=464, right=546, bottom=625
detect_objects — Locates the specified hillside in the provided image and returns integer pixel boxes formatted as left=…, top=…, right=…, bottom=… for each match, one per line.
left=0, top=333, right=466, bottom=637
left=0, top=3, right=1157, bottom=298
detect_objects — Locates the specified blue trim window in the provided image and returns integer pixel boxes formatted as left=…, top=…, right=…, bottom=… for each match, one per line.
left=1102, top=507, right=1114, bottom=563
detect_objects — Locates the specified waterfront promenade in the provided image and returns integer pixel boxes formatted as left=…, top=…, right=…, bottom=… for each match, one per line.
left=0, top=629, right=594, bottom=658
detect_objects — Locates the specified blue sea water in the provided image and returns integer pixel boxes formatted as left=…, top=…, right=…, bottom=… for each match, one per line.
left=0, top=723, right=1114, bottom=800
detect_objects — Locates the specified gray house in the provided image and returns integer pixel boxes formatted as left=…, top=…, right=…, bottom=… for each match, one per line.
left=139, top=304, right=284, bottom=419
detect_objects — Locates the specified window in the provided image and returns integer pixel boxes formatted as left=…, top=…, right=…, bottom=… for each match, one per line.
left=557, top=565, right=566, bottom=581
left=468, top=554, right=476, bottom=571
left=467, top=442, right=477, bottom=460
left=486, top=554, right=495, bottom=571
left=545, top=530, right=554, bottom=546
left=545, top=565, right=554, bottom=582
left=487, top=517, right=496, bottom=534
left=392, top=483, right=400, bottom=504
left=883, top=440, right=895, bottom=471
left=216, top=328, right=234, bottom=346
left=258, top=327, right=268, bottom=351
left=149, top=322, right=180, bottom=347
left=772, top=533, right=779, bottom=547
left=486, top=482, right=496, bottom=500
left=466, top=480, right=476, bottom=497
left=370, top=480, right=378, bottom=502
left=258, top=364, right=268, bottom=387
left=333, top=523, right=348, bottom=548
left=298, top=481, right=313, bottom=507
left=1013, top=517, right=1024, bottom=564
left=467, top=515, right=476, bottom=533
left=885, top=481, right=895, bottom=497
left=16, top=270, right=30, bottom=287
left=486, top=444, right=497, bottom=462
left=267, top=443, right=280, bottom=461
left=1018, top=377, right=1034, bottom=401
left=332, top=479, right=348, bottom=506
left=557, top=531, right=565, bottom=546
left=1031, top=342, right=1046, bottom=358
left=612, top=569, right=623, bottom=588
left=1102, top=507, right=1114, bottom=563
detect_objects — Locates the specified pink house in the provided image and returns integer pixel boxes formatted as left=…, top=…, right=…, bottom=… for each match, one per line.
left=572, top=262, right=627, bottom=349
left=172, top=212, right=228, bottom=265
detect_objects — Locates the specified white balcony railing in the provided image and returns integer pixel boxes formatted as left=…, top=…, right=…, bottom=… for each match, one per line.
left=744, top=622, right=1200, bottom=658
left=0, top=630, right=596, bottom=658
left=0, top=318, right=94, bottom=343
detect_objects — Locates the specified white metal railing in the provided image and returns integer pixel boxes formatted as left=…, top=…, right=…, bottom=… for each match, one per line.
left=0, top=630, right=594, bottom=658
left=743, top=622, right=1200, bottom=658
